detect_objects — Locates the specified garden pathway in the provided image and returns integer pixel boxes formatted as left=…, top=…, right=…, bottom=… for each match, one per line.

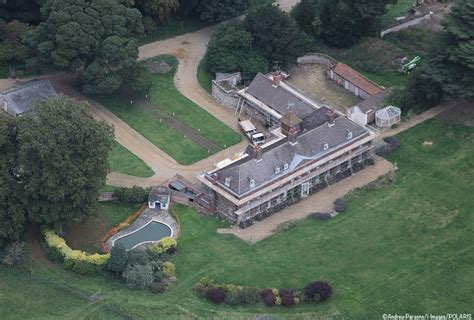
left=217, top=157, right=396, bottom=244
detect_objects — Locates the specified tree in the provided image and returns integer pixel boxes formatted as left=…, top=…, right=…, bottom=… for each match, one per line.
left=424, top=0, right=474, bottom=101
left=0, top=20, right=30, bottom=67
left=290, top=0, right=319, bottom=35
left=123, top=263, right=154, bottom=289
left=0, top=113, right=25, bottom=246
left=107, top=243, right=128, bottom=275
left=244, top=4, right=308, bottom=65
left=0, top=0, right=44, bottom=24
left=310, top=0, right=393, bottom=48
left=197, top=0, right=247, bottom=23
left=1, top=241, right=30, bottom=269
left=17, top=95, right=114, bottom=227
left=27, top=0, right=145, bottom=94
left=135, top=0, right=180, bottom=24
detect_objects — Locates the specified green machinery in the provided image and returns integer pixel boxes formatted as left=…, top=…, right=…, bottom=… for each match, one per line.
left=400, top=56, right=421, bottom=74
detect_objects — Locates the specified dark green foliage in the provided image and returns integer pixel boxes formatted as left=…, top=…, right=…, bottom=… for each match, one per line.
left=150, top=280, right=167, bottom=293
left=205, top=20, right=269, bottom=80
left=206, top=287, right=227, bottom=304
left=108, top=243, right=127, bottom=274
left=0, top=113, right=25, bottom=245
left=281, top=293, right=295, bottom=306
left=123, top=63, right=153, bottom=94
left=1, top=241, right=30, bottom=269
left=262, top=291, right=276, bottom=306
left=290, top=0, right=319, bottom=35
left=114, top=186, right=148, bottom=205
left=135, top=0, right=180, bottom=23
left=123, top=263, right=154, bottom=289
left=303, top=281, right=333, bottom=301
left=244, top=4, right=308, bottom=65
left=127, top=249, right=150, bottom=267
left=142, top=16, right=158, bottom=35
left=0, top=20, right=30, bottom=67
left=17, top=96, right=114, bottom=226
left=424, top=0, right=474, bottom=101
left=0, top=0, right=44, bottom=24
left=334, top=199, right=345, bottom=213
left=197, top=0, right=248, bottom=23
left=27, top=0, right=144, bottom=94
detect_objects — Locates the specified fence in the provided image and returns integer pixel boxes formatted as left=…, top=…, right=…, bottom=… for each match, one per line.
left=380, top=12, right=432, bottom=37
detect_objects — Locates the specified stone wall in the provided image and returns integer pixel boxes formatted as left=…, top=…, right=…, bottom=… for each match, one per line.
left=381, top=12, right=432, bottom=37
left=297, top=53, right=337, bottom=67
left=98, top=192, right=115, bottom=202
left=211, top=81, right=240, bottom=111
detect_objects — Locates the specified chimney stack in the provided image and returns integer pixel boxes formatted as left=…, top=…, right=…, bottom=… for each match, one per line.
left=326, top=108, right=337, bottom=126
left=272, top=74, right=282, bottom=87
left=252, top=144, right=262, bottom=162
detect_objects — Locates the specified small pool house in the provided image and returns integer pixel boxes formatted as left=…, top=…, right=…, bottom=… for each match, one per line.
left=148, top=186, right=171, bottom=210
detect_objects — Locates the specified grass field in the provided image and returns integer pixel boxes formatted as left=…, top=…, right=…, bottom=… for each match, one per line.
left=381, top=0, right=414, bottom=27
left=1, top=119, right=473, bottom=319
left=108, top=142, right=154, bottom=177
left=197, top=58, right=213, bottom=94
left=148, top=55, right=240, bottom=148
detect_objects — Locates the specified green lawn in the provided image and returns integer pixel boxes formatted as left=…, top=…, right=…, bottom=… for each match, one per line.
left=108, top=142, right=154, bottom=177
left=197, top=58, right=213, bottom=94
left=95, top=94, right=209, bottom=165
left=381, top=0, right=414, bottom=27
left=148, top=55, right=241, bottom=148
left=2, top=119, right=473, bottom=318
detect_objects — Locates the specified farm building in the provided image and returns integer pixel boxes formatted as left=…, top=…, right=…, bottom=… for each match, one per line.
left=0, top=79, right=57, bottom=116
left=347, top=91, right=388, bottom=126
left=148, top=186, right=171, bottom=210
left=198, top=108, right=375, bottom=225
left=328, top=63, right=384, bottom=99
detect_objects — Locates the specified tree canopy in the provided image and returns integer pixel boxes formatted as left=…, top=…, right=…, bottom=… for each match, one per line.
left=0, top=0, right=44, bottom=24
left=27, top=0, right=147, bottom=94
left=425, top=0, right=474, bottom=101
left=135, top=0, right=180, bottom=24
left=0, top=113, right=25, bottom=246
left=17, top=95, right=114, bottom=226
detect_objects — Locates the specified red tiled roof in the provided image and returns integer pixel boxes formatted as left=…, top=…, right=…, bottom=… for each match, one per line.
left=333, top=63, right=384, bottom=96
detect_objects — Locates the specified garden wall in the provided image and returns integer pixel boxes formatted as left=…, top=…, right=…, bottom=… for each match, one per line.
left=297, top=53, right=337, bottom=67
left=381, top=13, right=432, bottom=37
left=211, top=73, right=241, bottom=110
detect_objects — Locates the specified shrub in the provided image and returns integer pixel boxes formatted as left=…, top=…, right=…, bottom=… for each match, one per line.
left=114, top=186, right=147, bottom=205
left=304, top=281, right=333, bottom=301
left=123, top=263, right=154, bottom=289
left=262, top=292, right=276, bottom=306
left=107, top=243, right=127, bottom=274
left=334, top=199, right=345, bottom=213
left=275, top=296, right=282, bottom=305
left=42, top=229, right=109, bottom=275
left=166, top=246, right=177, bottom=255
left=162, top=261, right=175, bottom=277
left=281, top=293, right=295, bottom=307
left=150, top=281, right=167, bottom=294
left=148, top=237, right=177, bottom=255
left=127, top=249, right=150, bottom=266
left=142, top=16, right=157, bottom=35
left=240, top=286, right=260, bottom=304
left=279, top=288, right=293, bottom=297
left=310, top=212, right=332, bottom=220
left=206, top=287, right=227, bottom=304
left=1, top=241, right=30, bottom=269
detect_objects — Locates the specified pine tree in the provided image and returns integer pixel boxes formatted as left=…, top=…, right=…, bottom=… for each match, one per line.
left=108, top=243, right=128, bottom=275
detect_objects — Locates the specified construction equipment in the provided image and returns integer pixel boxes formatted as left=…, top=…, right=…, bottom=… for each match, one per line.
left=400, top=56, right=421, bottom=74
left=239, top=119, right=266, bottom=145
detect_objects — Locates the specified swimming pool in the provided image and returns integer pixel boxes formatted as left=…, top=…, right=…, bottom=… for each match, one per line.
left=113, top=220, right=173, bottom=250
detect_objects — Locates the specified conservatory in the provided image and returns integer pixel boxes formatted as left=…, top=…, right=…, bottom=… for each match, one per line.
left=375, top=106, right=401, bottom=128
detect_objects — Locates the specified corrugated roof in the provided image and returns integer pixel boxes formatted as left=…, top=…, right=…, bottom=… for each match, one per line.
left=0, top=80, right=57, bottom=116
left=333, top=63, right=384, bottom=96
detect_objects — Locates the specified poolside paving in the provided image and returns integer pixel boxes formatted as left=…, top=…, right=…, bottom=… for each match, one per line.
left=106, top=207, right=178, bottom=251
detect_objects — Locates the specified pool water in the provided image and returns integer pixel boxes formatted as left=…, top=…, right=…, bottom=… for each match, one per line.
left=114, top=221, right=172, bottom=250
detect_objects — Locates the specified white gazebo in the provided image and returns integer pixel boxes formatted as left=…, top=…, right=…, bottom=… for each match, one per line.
left=375, top=106, right=401, bottom=128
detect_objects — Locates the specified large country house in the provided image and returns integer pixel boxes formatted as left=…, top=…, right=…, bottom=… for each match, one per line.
left=201, top=73, right=376, bottom=226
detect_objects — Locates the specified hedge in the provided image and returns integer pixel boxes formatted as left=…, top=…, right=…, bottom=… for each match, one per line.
left=42, top=229, right=109, bottom=275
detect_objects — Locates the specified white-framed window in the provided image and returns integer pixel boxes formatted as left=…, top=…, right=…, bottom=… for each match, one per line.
left=224, top=177, right=232, bottom=187
left=275, top=167, right=280, bottom=174
left=347, top=131, right=353, bottom=139
left=249, top=178, right=255, bottom=188
left=283, top=162, right=289, bottom=171
left=323, top=143, right=329, bottom=150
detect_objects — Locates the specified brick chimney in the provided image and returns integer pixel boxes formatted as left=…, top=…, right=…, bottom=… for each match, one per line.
left=272, top=74, right=282, bottom=87
left=326, top=108, right=337, bottom=126
left=252, top=144, right=262, bottom=162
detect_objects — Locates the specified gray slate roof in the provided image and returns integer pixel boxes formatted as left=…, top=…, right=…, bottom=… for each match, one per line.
left=0, top=80, right=57, bottom=116
left=148, top=186, right=171, bottom=203
left=353, top=91, right=387, bottom=113
left=245, top=73, right=317, bottom=118
left=212, top=116, right=369, bottom=196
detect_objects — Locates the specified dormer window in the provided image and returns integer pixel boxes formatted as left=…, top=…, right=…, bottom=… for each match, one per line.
left=347, top=130, right=353, bottom=139
left=283, top=163, right=289, bottom=171
left=224, top=176, right=232, bottom=187
left=275, top=167, right=280, bottom=174
left=249, top=178, right=255, bottom=188
left=323, top=143, right=329, bottom=151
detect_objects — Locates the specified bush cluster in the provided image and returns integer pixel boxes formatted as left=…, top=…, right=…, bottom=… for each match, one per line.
left=334, top=199, right=345, bottom=213
left=376, top=136, right=401, bottom=157
left=114, top=186, right=148, bottom=205
left=42, top=229, right=109, bottom=275
left=310, top=212, right=332, bottom=220
left=194, top=278, right=332, bottom=308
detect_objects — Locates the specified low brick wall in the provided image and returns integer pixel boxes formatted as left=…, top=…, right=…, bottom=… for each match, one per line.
left=297, top=53, right=337, bottom=67
left=211, top=80, right=240, bottom=110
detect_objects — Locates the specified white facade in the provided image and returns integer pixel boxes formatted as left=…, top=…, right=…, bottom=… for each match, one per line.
left=347, top=106, right=369, bottom=126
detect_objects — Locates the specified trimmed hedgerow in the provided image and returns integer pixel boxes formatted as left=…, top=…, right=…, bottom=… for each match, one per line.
left=42, top=229, right=109, bottom=275
left=194, top=278, right=332, bottom=307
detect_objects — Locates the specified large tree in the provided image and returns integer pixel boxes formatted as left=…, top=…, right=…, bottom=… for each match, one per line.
left=244, top=4, right=308, bottom=66
left=27, top=0, right=146, bottom=94
left=17, top=95, right=114, bottom=227
left=135, top=0, right=180, bottom=24
left=0, top=113, right=25, bottom=246
left=0, top=0, right=44, bottom=24
left=0, top=20, right=30, bottom=67
left=425, top=0, right=474, bottom=101
left=205, top=20, right=269, bottom=80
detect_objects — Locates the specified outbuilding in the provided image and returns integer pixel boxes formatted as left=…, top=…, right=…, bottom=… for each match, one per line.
left=347, top=91, right=387, bottom=126
left=328, top=63, right=384, bottom=99
left=148, top=186, right=171, bottom=210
